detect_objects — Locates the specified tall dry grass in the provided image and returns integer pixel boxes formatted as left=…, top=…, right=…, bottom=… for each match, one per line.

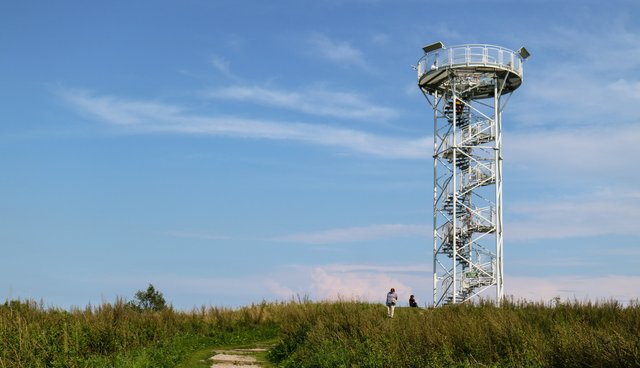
left=2, top=297, right=639, bottom=367
left=268, top=299, right=640, bottom=367
left=0, top=298, right=278, bottom=367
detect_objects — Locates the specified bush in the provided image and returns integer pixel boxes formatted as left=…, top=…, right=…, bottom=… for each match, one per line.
left=129, top=284, right=167, bottom=312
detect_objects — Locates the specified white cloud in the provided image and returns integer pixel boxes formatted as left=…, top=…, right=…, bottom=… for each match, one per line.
left=517, top=69, right=640, bottom=125
left=60, top=89, right=183, bottom=126
left=514, top=18, right=640, bottom=126
left=307, top=34, right=368, bottom=69
left=210, top=54, right=235, bottom=78
left=370, top=33, right=390, bottom=45
left=310, top=267, right=413, bottom=301
left=506, top=123, right=640, bottom=178
left=318, top=263, right=430, bottom=274
left=109, top=264, right=640, bottom=308
left=544, top=19, right=640, bottom=74
left=268, top=263, right=429, bottom=304
left=207, top=85, right=399, bottom=121
left=104, top=274, right=278, bottom=308
left=59, top=89, right=430, bottom=159
left=269, top=265, right=640, bottom=306
left=275, top=223, right=430, bottom=244
left=264, top=279, right=297, bottom=299
left=608, top=79, right=640, bottom=100
left=272, top=191, right=640, bottom=246
left=506, top=275, right=640, bottom=304
left=137, top=263, right=430, bottom=306
left=506, top=190, right=640, bottom=242
left=504, top=119, right=640, bottom=242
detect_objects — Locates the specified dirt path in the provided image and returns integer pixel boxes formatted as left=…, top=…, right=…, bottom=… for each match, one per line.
left=209, top=348, right=268, bottom=368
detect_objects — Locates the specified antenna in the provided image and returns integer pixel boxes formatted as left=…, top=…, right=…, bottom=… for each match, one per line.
left=417, top=43, right=528, bottom=306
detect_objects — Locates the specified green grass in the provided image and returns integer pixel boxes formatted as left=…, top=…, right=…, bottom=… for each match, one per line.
left=2, top=298, right=639, bottom=367
left=0, top=299, right=279, bottom=368
left=268, top=299, right=640, bottom=367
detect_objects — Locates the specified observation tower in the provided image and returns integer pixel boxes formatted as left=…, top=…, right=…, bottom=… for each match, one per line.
left=417, top=42, right=529, bottom=306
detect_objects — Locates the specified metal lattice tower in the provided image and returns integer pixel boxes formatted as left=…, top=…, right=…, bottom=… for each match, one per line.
left=417, top=43, right=529, bottom=306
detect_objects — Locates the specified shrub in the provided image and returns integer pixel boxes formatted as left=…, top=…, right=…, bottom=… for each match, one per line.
left=129, top=284, right=167, bottom=312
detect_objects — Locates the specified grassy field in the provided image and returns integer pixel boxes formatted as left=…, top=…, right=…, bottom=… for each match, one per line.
left=1, top=297, right=639, bottom=367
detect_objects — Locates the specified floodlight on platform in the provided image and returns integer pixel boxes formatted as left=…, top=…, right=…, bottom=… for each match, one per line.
left=517, top=47, right=530, bottom=60
left=422, top=41, right=445, bottom=54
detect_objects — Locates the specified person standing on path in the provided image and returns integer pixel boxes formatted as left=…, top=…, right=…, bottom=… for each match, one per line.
left=386, top=288, right=398, bottom=318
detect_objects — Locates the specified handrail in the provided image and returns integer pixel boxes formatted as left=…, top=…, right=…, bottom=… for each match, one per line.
left=417, top=44, right=523, bottom=79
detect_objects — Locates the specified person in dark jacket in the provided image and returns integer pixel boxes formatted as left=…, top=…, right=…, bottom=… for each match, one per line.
left=409, top=294, right=418, bottom=308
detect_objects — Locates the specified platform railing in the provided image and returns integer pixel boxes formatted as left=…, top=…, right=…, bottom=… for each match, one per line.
left=417, top=44, right=523, bottom=78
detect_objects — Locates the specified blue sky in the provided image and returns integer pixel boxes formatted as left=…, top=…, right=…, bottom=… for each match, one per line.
left=2, top=0, right=639, bottom=309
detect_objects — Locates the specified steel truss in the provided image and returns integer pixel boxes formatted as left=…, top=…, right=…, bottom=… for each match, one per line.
left=417, top=44, right=526, bottom=306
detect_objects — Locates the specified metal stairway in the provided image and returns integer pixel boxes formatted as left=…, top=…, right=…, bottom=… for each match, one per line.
left=439, top=97, right=497, bottom=304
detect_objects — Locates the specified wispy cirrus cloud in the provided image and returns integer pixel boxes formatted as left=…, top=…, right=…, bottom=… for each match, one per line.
left=59, top=89, right=429, bottom=159
left=506, top=190, right=640, bottom=242
left=370, top=33, right=390, bottom=45
left=534, top=17, right=640, bottom=74
left=206, top=85, right=399, bottom=121
left=516, top=68, right=640, bottom=126
left=62, top=87, right=639, bottom=243
left=209, top=54, right=237, bottom=79
left=307, top=34, right=369, bottom=70
left=514, top=17, right=640, bottom=126
left=273, top=187, right=640, bottom=246
left=60, top=89, right=184, bottom=126
left=275, top=223, right=430, bottom=244
left=506, top=123, right=640, bottom=179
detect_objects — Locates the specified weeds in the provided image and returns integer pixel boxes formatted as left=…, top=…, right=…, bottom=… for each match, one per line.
left=0, top=298, right=279, bottom=367
left=1, top=298, right=638, bottom=367
left=268, top=299, right=640, bottom=368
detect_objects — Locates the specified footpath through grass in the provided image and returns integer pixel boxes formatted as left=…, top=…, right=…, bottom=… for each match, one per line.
left=0, top=299, right=279, bottom=368
left=2, top=298, right=639, bottom=367
left=176, top=333, right=278, bottom=368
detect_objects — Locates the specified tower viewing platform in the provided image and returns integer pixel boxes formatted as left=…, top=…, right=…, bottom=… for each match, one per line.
left=417, top=43, right=527, bottom=99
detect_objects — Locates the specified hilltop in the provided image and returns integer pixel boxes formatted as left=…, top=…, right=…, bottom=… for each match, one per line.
left=2, top=298, right=639, bottom=367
